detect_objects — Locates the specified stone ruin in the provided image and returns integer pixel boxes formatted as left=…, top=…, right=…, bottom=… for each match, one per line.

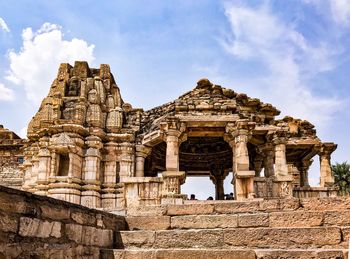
left=0, top=125, right=25, bottom=189
left=8, top=61, right=336, bottom=210
left=1, top=61, right=349, bottom=258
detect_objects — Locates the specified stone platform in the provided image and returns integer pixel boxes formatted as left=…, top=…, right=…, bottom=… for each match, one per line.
left=102, top=197, right=350, bottom=258
left=1, top=185, right=350, bottom=258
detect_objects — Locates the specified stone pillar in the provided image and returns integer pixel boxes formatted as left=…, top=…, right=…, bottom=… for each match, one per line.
left=165, top=129, right=181, bottom=171
left=262, top=145, right=274, bottom=177
left=119, top=142, right=134, bottom=181
left=214, top=177, right=225, bottom=200
left=319, top=143, right=337, bottom=187
left=35, top=148, right=51, bottom=195
left=101, top=144, right=118, bottom=209
left=253, top=154, right=264, bottom=177
left=135, top=145, right=151, bottom=177
left=81, top=136, right=103, bottom=208
left=297, top=160, right=312, bottom=187
left=274, top=141, right=289, bottom=179
left=273, top=133, right=293, bottom=198
left=234, top=128, right=255, bottom=200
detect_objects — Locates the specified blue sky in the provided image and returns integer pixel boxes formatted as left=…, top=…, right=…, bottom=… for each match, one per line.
left=1, top=1, right=350, bottom=198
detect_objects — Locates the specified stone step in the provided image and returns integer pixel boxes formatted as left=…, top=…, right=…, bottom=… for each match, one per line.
left=117, top=227, right=347, bottom=250
left=126, top=196, right=350, bottom=217
left=125, top=209, right=350, bottom=230
left=100, top=248, right=348, bottom=259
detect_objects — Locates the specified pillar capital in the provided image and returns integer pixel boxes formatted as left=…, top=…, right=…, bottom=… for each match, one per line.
left=226, top=120, right=255, bottom=139
left=85, top=135, right=103, bottom=149
left=135, top=145, right=152, bottom=158
left=271, top=130, right=289, bottom=145
left=318, top=142, right=337, bottom=187
left=160, top=117, right=186, bottom=135
left=318, top=142, right=337, bottom=158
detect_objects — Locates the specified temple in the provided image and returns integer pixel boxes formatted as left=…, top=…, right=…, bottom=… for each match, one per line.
left=3, top=61, right=337, bottom=209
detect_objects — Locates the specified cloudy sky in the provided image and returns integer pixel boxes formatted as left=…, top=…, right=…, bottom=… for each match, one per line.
left=1, top=1, right=350, bottom=198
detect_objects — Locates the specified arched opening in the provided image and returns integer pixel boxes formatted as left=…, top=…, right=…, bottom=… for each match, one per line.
left=179, top=137, right=233, bottom=200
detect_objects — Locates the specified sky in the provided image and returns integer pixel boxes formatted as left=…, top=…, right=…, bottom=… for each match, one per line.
left=1, top=0, right=350, bottom=199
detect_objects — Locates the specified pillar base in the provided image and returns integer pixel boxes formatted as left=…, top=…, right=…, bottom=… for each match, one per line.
left=101, top=192, right=117, bottom=209
left=81, top=190, right=101, bottom=208
left=48, top=188, right=81, bottom=204
left=161, top=194, right=187, bottom=205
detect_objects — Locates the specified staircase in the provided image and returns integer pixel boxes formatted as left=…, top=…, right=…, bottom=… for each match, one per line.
left=102, top=197, right=350, bottom=258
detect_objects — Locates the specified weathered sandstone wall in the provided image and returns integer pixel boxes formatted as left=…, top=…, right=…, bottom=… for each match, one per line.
left=0, top=185, right=126, bottom=258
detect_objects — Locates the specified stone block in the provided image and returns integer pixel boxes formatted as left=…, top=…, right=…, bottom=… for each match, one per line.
left=238, top=213, right=269, bottom=227
left=278, top=198, right=300, bottom=210
left=258, top=199, right=280, bottom=212
left=224, top=227, right=341, bottom=248
left=255, top=249, right=346, bottom=259
left=0, top=194, right=38, bottom=215
left=156, top=249, right=256, bottom=259
left=0, top=211, right=18, bottom=233
left=102, top=213, right=126, bottom=231
left=171, top=214, right=238, bottom=229
left=324, top=210, right=350, bottom=226
left=301, top=197, right=350, bottom=211
left=41, top=204, right=70, bottom=220
left=154, top=229, right=224, bottom=249
left=109, top=250, right=156, bottom=259
left=71, top=211, right=96, bottom=226
left=269, top=211, right=323, bottom=227
left=118, top=230, right=155, bottom=248
left=65, top=223, right=113, bottom=247
left=126, top=216, right=170, bottom=230
left=127, top=205, right=166, bottom=217
left=214, top=201, right=260, bottom=214
left=167, top=204, right=214, bottom=216
left=19, top=217, right=61, bottom=238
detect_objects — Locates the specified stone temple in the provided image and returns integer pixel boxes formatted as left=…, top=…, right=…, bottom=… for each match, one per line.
left=19, top=61, right=337, bottom=208
left=1, top=61, right=349, bottom=258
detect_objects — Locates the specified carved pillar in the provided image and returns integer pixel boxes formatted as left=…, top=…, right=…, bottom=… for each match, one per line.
left=319, top=143, right=337, bottom=187
left=102, top=143, right=118, bottom=209
left=81, top=136, right=102, bottom=208
left=253, top=153, right=264, bottom=177
left=210, top=164, right=226, bottom=200
left=135, top=145, right=151, bottom=177
left=272, top=132, right=293, bottom=198
left=262, top=145, right=274, bottom=178
left=119, top=142, right=134, bottom=181
left=165, top=129, right=181, bottom=171
left=226, top=120, right=255, bottom=200
left=160, top=118, right=186, bottom=172
left=35, top=148, right=51, bottom=195
left=214, top=177, right=225, bottom=200
left=274, top=138, right=289, bottom=180
left=297, top=160, right=312, bottom=187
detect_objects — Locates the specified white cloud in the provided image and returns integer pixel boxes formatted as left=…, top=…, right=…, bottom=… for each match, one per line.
left=222, top=3, right=341, bottom=128
left=5, top=23, right=95, bottom=104
left=303, top=0, right=350, bottom=26
left=0, top=17, right=10, bottom=32
left=0, top=83, right=14, bottom=101
left=330, top=0, right=350, bottom=25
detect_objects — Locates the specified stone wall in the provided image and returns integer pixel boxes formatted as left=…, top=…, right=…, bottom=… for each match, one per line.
left=0, top=185, right=126, bottom=258
left=0, top=125, right=24, bottom=189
